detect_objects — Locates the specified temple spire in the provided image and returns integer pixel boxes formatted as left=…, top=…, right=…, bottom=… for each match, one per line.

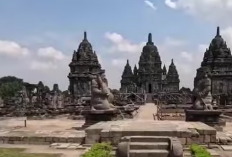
left=84, top=31, right=87, bottom=40
left=171, top=59, right=174, bottom=64
left=126, top=59, right=129, bottom=65
left=216, top=26, right=220, bottom=36
left=148, top=33, right=152, bottom=43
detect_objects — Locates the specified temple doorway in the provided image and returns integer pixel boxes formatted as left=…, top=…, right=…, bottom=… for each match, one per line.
left=148, top=84, right=152, bottom=93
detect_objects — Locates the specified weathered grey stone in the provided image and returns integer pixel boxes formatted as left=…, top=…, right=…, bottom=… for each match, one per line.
left=178, top=138, right=186, bottom=145
left=204, top=135, right=211, bottom=143
left=220, top=145, right=232, bottom=151
left=56, top=143, right=71, bottom=149
left=85, top=134, right=100, bottom=144
left=116, top=142, right=129, bottom=157
left=169, top=137, right=183, bottom=157
left=210, top=135, right=217, bottom=143
left=120, top=33, right=180, bottom=94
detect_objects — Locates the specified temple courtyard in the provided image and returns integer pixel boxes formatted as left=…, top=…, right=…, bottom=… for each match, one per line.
left=0, top=103, right=232, bottom=157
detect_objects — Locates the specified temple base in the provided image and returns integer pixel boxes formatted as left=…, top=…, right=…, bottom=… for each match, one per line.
left=82, top=109, right=119, bottom=128
left=185, top=110, right=225, bottom=131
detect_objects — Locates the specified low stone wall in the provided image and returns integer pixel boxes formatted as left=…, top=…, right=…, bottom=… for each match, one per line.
left=85, top=121, right=217, bottom=146
left=99, top=129, right=216, bottom=146
left=0, top=135, right=84, bottom=145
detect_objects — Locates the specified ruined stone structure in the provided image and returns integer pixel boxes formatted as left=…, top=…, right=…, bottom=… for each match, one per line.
left=194, top=27, right=232, bottom=105
left=120, top=33, right=180, bottom=93
left=68, top=32, right=105, bottom=97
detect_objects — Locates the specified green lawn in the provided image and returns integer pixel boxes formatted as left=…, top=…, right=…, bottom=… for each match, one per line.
left=0, top=148, right=60, bottom=157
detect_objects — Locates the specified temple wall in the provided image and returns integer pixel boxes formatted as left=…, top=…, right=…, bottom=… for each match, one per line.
left=72, top=80, right=91, bottom=96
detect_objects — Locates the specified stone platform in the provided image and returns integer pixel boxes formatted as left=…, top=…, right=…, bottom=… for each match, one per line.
left=85, top=120, right=217, bottom=146
left=185, top=110, right=225, bottom=131
left=82, top=109, right=119, bottom=128
left=0, top=118, right=85, bottom=145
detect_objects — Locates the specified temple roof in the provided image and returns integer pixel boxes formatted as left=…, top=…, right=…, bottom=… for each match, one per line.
left=70, top=31, right=101, bottom=63
left=77, top=31, right=93, bottom=52
left=163, top=64, right=167, bottom=74
left=142, top=33, right=158, bottom=53
left=122, top=59, right=133, bottom=77
left=138, top=33, right=161, bottom=67
left=210, top=27, right=224, bottom=47
left=167, top=59, right=178, bottom=76
left=133, top=65, right=138, bottom=74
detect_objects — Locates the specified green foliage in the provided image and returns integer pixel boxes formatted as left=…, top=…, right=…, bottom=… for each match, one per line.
left=0, top=76, right=23, bottom=99
left=190, top=144, right=211, bottom=157
left=0, top=148, right=58, bottom=157
left=62, top=90, right=69, bottom=97
left=82, top=143, right=113, bottom=157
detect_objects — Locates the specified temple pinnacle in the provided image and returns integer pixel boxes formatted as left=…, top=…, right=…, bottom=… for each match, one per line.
left=84, top=31, right=87, bottom=40
left=216, top=26, right=220, bottom=36
left=126, top=59, right=129, bottom=64
left=148, top=33, right=152, bottom=43
left=171, top=59, right=174, bottom=64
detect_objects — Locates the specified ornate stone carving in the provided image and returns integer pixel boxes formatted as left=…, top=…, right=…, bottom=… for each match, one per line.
left=194, top=26, right=232, bottom=105
left=120, top=33, right=180, bottom=94
left=91, top=73, right=115, bottom=110
left=192, top=73, right=213, bottom=110
left=68, top=32, right=105, bottom=97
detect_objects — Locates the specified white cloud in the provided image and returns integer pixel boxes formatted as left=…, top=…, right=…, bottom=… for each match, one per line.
left=105, top=32, right=145, bottom=54
left=112, top=59, right=126, bottom=67
left=221, top=27, right=232, bottom=48
left=37, top=47, right=66, bottom=60
left=144, top=0, right=157, bottom=10
left=180, top=51, right=193, bottom=62
left=0, top=40, right=29, bottom=57
left=165, top=0, right=177, bottom=9
left=164, top=0, right=232, bottom=24
left=30, top=61, right=57, bottom=70
left=164, top=37, right=186, bottom=47
left=0, top=40, right=70, bottom=90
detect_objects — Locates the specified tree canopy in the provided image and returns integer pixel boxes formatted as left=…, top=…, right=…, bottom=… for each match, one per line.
left=0, top=76, right=23, bottom=99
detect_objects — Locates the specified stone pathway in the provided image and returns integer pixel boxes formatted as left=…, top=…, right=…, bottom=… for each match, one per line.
left=134, top=103, right=157, bottom=120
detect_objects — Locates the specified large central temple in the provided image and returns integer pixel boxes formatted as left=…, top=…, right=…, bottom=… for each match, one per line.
left=120, top=33, right=180, bottom=94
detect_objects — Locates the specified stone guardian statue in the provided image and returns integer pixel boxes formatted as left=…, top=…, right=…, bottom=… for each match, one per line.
left=192, top=73, right=213, bottom=110
left=90, top=74, right=115, bottom=110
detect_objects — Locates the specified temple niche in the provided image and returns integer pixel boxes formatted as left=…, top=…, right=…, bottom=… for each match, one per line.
left=194, top=27, right=232, bottom=105
left=68, top=32, right=105, bottom=97
left=120, top=33, right=180, bottom=94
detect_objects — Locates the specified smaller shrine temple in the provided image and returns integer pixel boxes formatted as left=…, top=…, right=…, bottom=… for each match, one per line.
left=194, top=27, right=232, bottom=105
left=68, top=32, right=105, bottom=97
left=120, top=33, right=180, bottom=94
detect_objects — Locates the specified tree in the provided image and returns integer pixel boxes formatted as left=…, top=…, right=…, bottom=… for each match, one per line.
left=0, top=76, right=23, bottom=99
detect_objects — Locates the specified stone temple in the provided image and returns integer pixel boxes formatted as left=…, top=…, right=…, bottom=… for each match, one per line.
left=68, top=32, right=105, bottom=97
left=120, top=33, right=180, bottom=94
left=194, top=27, right=232, bottom=105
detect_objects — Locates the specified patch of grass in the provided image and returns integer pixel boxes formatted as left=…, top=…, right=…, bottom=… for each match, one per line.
left=82, top=143, right=113, bottom=157
left=0, top=148, right=59, bottom=157
left=190, top=144, right=211, bottom=157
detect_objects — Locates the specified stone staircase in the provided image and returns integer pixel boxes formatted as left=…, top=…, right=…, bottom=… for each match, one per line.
left=117, top=136, right=183, bottom=157
left=145, top=94, right=153, bottom=103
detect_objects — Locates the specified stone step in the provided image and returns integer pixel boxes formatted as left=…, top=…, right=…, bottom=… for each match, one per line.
left=129, top=149, right=169, bottom=157
left=130, top=142, right=169, bottom=150
left=130, top=136, right=169, bottom=143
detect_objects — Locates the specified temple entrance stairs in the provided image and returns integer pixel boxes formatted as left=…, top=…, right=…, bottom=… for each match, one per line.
left=145, top=94, right=153, bottom=103
left=117, top=136, right=183, bottom=157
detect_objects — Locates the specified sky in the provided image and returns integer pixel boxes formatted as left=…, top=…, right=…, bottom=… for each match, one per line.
left=1, top=0, right=232, bottom=90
